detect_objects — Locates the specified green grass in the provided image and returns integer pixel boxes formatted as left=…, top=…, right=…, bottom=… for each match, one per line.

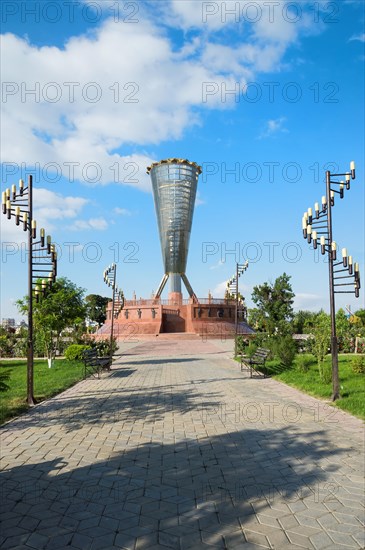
left=0, top=358, right=84, bottom=425
left=265, top=354, right=365, bottom=420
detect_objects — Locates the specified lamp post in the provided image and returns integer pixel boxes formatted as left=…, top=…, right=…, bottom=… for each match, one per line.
left=302, top=161, right=360, bottom=401
left=103, top=263, right=124, bottom=361
left=227, top=261, right=249, bottom=357
left=2, top=175, right=57, bottom=405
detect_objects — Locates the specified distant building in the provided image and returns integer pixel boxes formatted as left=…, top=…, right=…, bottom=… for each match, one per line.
left=1, top=318, right=16, bottom=329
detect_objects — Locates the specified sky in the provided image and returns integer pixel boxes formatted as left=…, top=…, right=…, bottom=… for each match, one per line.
left=1, top=0, right=364, bottom=321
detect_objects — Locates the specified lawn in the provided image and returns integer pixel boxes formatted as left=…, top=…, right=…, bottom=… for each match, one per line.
left=263, top=354, right=365, bottom=420
left=0, top=358, right=85, bottom=425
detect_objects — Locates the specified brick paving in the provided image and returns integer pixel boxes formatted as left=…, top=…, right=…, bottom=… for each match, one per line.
left=1, top=337, right=364, bottom=549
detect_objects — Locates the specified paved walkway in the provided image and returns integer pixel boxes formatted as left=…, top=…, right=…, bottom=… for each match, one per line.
left=1, top=337, right=364, bottom=550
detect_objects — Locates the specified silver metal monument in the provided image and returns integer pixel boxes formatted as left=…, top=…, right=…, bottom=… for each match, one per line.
left=147, top=158, right=202, bottom=300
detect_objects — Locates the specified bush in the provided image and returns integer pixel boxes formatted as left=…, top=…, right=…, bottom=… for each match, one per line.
left=64, top=344, right=91, bottom=361
left=245, top=342, right=259, bottom=358
left=273, top=336, right=296, bottom=368
left=351, top=356, right=365, bottom=374
left=235, top=336, right=250, bottom=355
left=90, top=338, right=117, bottom=357
left=295, top=355, right=312, bottom=372
left=318, top=362, right=332, bottom=384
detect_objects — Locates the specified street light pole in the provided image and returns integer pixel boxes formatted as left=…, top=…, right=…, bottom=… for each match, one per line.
left=326, top=170, right=339, bottom=400
left=2, top=175, right=57, bottom=406
left=302, top=161, right=360, bottom=401
left=27, top=175, right=34, bottom=405
left=110, top=264, right=116, bottom=360
left=235, top=262, right=239, bottom=355
left=227, top=261, right=249, bottom=357
left=103, top=264, right=124, bottom=362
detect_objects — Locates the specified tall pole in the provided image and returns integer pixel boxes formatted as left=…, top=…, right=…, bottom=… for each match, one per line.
left=110, top=264, right=116, bottom=363
left=27, top=175, right=35, bottom=406
left=234, top=262, right=238, bottom=357
left=2, top=175, right=56, bottom=407
left=326, top=170, right=339, bottom=401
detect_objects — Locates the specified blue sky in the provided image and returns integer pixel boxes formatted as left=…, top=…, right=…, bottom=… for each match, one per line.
left=1, top=0, right=364, bottom=321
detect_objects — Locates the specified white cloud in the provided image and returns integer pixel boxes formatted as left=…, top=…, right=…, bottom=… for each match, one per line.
left=212, top=279, right=250, bottom=297
left=0, top=188, right=89, bottom=242
left=209, top=260, right=224, bottom=270
left=68, top=218, right=108, bottom=231
left=1, top=4, right=322, bottom=189
left=258, top=117, right=288, bottom=139
left=349, top=33, right=365, bottom=42
left=294, top=292, right=323, bottom=310
left=195, top=192, right=205, bottom=207
left=114, top=207, right=132, bottom=216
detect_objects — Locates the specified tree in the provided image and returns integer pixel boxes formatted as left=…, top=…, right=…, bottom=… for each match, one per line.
left=292, top=310, right=317, bottom=334
left=85, top=294, right=110, bottom=326
left=251, top=273, right=295, bottom=335
left=354, top=309, right=365, bottom=327
left=307, top=312, right=331, bottom=382
left=17, top=277, right=86, bottom=367
left=247, top=308, right=266, bottom=332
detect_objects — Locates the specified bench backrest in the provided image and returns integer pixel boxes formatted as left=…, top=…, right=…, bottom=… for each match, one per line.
left=252, top=347, right=270, bottom=359
left=82, top=348, right=98, bottom=363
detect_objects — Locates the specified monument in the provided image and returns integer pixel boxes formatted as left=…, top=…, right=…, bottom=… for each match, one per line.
left=147, top=158, right=201, bottom=303
left=100, top=158, right=254, bottom=338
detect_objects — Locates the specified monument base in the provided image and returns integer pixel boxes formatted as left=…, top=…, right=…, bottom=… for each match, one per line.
left=97, top=297, right=255, bottom=339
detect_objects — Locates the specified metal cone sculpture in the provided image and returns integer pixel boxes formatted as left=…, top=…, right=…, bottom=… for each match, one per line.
left=147, top=158, right=202, bottom=301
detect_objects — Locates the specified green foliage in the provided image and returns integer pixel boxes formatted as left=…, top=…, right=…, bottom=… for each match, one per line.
left=351, top=356, right=365, bottom=374
left=336, top=308, right=353, bottom=353
left=318, top=362, right=332, bottom=384
left=65, top=344, right=91, bottom=361
left=272, top=335, right=296, bottom=368
left=245, top=342, right=259, bottom=358
left=307, top=312, right=331, bottom=367
left=85, top=294, right=110, bottom=326
left=251, top=273, right=295, bottom=336
left=17, top=277, right=87, bottom=360
left=235, top=336, right=251, bottom=355
left=292, top=310, right=317, bottom=334
left=0, top=359, right=85, bottom=424
left=90, top=338, right=117, bottom=357
left=294, top=355, right=312, bottom=372
left=354, top=309, right=365, bottom=327
left=274, top=354, right=365, bottom=419
left=0, top=370, right=11, bottom=392
left=0, top=331, right=27, bottom=358
left=247, top=308, right=266, bottom=332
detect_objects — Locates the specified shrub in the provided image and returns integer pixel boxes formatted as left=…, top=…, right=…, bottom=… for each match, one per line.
left=235, top=336, right=249, bottom=355
left=318, top=362, right=332, bottom=384
left=295, top=355, right=312, bottom=372
left=90, top=338, right=117, bottom=357
left=64, top=344, right=91, bottom=361
left=273, top=335, right=296, bottom=368
left=351, top=356, right=365, bottom=374
left=245, top=342, right=259, bottom=358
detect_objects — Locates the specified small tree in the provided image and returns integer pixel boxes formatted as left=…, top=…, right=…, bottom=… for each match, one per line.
left=85, top=294, right=110, bottom=326
left=17, top=277, right=87, bottom=367
left=308, top=312, right=331, bottom=381
left=354, top=309, right=365, bottom=327
left=251, top=273, right=295, bottom=335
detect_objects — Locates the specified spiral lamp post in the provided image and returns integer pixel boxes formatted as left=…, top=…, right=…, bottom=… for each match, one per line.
left=227, top=261, right=249, bottom=357
left=301, top=161, right=361, bottom=401
left=103, top=263, right=124, bottom=361
left=2, top=175, right=57, bottom=405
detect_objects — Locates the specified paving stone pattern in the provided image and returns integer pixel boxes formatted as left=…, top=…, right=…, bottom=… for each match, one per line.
left=1, top=337, right=364, bottom=549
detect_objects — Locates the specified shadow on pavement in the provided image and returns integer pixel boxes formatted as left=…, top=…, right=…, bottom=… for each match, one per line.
left=1, top=426, right=353, bottom=549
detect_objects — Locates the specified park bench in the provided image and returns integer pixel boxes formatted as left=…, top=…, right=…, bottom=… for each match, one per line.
left=82, top=348, right=112, bottom=379
left=240, top=347, right=270, bottom=378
